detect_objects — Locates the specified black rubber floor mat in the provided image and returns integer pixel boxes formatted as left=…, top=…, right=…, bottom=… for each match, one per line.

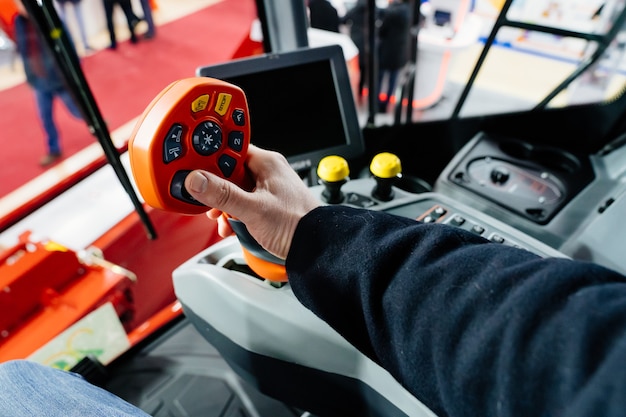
left=104, top=318, right=308, bottom=417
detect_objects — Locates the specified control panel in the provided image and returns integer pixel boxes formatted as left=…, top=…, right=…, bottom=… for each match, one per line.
left=437, top=132, right=594, bottom=225
left=310, top=152, right=566, bottom=259
left=435, top=130, right=626, bottom=277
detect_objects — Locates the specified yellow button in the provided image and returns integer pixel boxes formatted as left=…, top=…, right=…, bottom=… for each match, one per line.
left=370, top=152, right=402, bottom=179
left=214, top=93, right=232, bottom=116
left=317, top=155, right=350, bottom=183
left=191, top=94, right=209, bottom=113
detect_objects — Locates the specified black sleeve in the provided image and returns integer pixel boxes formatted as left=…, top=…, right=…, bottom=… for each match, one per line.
left=285, top=205, right=626, bottom=417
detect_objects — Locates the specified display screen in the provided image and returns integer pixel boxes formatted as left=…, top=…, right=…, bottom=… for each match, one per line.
left=196, top=45, right=364, bottom=173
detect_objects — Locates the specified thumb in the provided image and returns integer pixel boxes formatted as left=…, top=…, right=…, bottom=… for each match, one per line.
left=185, top=170, right=250, bottom=218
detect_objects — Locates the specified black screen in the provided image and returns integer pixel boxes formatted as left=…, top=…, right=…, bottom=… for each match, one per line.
left=196, top=45, right=364, bottom=173
left=227, top=60, right=346, bottom=159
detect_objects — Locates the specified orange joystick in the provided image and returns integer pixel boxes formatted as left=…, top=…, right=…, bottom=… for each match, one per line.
left=128, top=77, right=287, bottom=282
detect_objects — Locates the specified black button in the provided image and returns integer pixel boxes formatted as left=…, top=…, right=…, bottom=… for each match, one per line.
left=490, top=166, right=510, bottom=185
left=229, top=131, right=244, bottom=152
left=432, top=206, right=447, bottom=218
left=232, top=109, right=245, bottom=126
left=490, top=234, right=505, bottom=244
left=163, top=124, right=184, bottom=163
left=471, top=225, right=485, bottom=235
left=218, top=154, right=237, bottom=178
left=170, top=171, right=205, bottom=206
left=345, top=192, right=377, bottom=208
left=192, top=121, right=222, bottom=156
left=450, top=215, right=465, bottom=226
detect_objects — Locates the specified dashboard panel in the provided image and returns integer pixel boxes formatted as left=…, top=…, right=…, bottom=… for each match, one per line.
left=435, top=131, right=626, bottom=275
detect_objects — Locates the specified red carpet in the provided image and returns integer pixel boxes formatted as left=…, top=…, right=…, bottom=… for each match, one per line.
left=0, top=0, right=256, bottom=197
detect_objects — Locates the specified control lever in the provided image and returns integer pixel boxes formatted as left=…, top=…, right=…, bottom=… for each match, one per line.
left=370, top=152, right=402, bottom=202
left=128, top=77, right=287, bottom=282
left=317, top=155, right=350, bottom=204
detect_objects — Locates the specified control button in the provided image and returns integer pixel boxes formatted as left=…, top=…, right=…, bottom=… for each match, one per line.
left=229, top=131, right=244, bottom=152
left=490, top=166, right=510, bottom=185
left=191, top=94, right=210, bottom=113
left=170, top=171, right=204, bottom=206
left=214, top=92, right=232, bottom=116
left=490, top=234, right=505, bottom=244
left=345, top=192, right=377, bottom=208
left=232, top=108, right=246, bottom=126
left=432, top=206, right=447, bottom=218
left=218, top=154, right=237, bottom=178
left=449, top=214, right=465, bottom=226
left=422, top=215, right=435, bottom=223
left=471, top=225, right=485, bottom=235
left=163, top=124, right=184, bottom=163
left=192, top=121, right=222, bottom=156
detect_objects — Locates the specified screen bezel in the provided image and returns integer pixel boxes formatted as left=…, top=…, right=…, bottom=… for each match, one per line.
left=196, top=44, right=364, bottom=173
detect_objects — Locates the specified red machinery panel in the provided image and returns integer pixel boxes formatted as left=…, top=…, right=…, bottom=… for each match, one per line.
left=0, top=231, right=135, bottom=361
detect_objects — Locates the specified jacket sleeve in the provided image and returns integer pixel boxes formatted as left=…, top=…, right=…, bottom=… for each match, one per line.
left=285, top=205, right=626, bottom=417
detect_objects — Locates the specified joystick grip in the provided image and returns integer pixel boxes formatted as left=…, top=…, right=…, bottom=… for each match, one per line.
left=317, top=155, right=350, bottom=204
left=228, top=218, right=287, bottom=282
left=129, top=77, right=252, bottom=215
left=129, top=77, right=288, bottom=282
left=370, top=152, right=402, bottom=202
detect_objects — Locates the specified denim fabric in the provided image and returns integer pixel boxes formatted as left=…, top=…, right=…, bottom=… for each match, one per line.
left=0, top=360, right=150, bottom=416
left=139, top=0, right=156, bottom=36
left=33, top=87, right=82, bottom=154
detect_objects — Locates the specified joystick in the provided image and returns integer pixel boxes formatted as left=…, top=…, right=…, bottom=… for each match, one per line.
left=129, top=77, right=252, bottom=214
left=317, top=155, right=350, bottom=204
left=128, top=77, right=287, bottom=282
left=370, top=152, right=402, bottom=202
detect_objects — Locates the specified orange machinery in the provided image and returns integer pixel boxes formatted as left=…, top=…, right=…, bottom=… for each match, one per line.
left=0, top=231, right=135, bottom=362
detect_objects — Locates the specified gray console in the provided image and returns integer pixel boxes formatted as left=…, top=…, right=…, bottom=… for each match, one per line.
left=435, top=131, right=626, bottom=275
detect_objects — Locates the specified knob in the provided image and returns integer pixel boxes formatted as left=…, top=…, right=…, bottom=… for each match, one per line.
left=490, top=166, right=510, bottom=185
left=370, top=152, right=402, bottom=201
left=317, top=155, right=350, bottom=204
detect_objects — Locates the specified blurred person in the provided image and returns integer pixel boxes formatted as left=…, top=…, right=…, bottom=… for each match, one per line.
left=11, top=0, right=83, bottom=166
left=377, top=0, right=411, bottom=113
left=102, top=0, right=139, bottom=49
left=308, top=0, right=340, bottom=33
left=138, top=0, right=155, bottom=39
left=54, top=0, right=92, bottom=52
left=341, top=0, right=379, bottom=99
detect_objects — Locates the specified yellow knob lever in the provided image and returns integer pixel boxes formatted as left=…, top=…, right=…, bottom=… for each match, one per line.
left=370, top=152, right=402, bottom=179
left=370, top=152, right=402, bottom=202
left=317, top=155, right=350, bottom=183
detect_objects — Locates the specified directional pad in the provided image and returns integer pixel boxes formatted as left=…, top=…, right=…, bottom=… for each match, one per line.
left=192, top=121, right=223, bottom=156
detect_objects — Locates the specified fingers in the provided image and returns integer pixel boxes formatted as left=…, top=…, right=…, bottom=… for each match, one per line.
left=245, top=145, right=291, bottom=176
left=185, top=170, right=251, bottom=220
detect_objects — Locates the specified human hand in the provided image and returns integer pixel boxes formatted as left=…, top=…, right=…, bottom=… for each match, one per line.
left=184, top=145, right=321, bottom=259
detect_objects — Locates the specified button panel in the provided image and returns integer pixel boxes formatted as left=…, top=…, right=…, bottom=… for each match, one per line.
left=129, top=78, right=251, bottom=215
left=417, top=204, right=528, bottom=250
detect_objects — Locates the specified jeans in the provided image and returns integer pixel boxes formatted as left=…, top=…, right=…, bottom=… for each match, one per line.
left=139, top=0, right=156, bottom=36
left=34, top=87, right=82, bottom=155
left=0, top=360, right=150, bottom=416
